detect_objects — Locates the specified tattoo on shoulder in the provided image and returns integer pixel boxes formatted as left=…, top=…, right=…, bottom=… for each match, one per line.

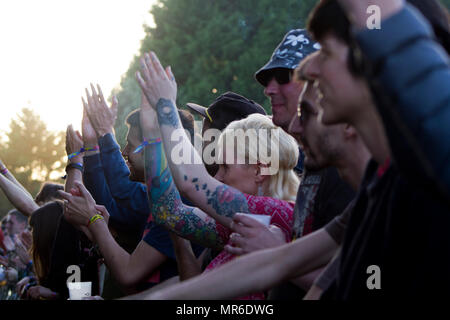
left=156, top=98, right=180, bottom=128
left=206, top=185, right=249, bottom=218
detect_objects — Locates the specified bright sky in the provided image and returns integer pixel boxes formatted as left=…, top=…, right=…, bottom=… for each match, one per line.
left=0, top=0, right=154, bottom=134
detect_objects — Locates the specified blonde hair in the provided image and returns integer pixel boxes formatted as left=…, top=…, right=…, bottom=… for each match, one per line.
left=217, top=113, right=299, bottom=201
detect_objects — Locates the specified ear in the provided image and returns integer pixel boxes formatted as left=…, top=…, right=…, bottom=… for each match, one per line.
left=343, top=123, right=357, bottom=140
left=254, top=163, right=270, bottom=184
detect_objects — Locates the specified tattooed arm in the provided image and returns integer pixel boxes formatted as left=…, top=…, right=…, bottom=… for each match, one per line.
left=136, top=52, right=249, bottom=230
left=144, top=133, right=224, bottom=250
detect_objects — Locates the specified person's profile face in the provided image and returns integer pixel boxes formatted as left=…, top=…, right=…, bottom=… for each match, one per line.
left=263, top=69, right=304, bottom=131
left=307, top=34, right=370, bottom=126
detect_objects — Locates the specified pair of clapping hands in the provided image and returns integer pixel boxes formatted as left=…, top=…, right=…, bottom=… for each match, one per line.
left=65, top=83, right=118, bottom=161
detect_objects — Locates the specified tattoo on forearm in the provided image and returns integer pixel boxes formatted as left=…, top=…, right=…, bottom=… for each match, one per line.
left=206, top=185, right=250, bottom=218
left=145, top=140, right=222, bottom=248
left=156, top=98, right=180, bottom=128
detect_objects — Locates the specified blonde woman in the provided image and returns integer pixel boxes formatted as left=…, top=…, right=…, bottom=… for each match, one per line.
left=135, top=52, right=299, bottom=299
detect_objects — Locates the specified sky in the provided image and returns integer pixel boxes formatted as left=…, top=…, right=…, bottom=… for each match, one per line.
left=0, top=0, right=155, bottom=134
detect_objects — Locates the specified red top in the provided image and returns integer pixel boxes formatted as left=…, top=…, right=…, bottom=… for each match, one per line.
left=205, top=194, right=294, bottom=300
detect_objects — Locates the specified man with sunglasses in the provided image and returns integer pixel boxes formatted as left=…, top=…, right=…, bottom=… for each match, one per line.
left=221, top=31, right=356, bottom=300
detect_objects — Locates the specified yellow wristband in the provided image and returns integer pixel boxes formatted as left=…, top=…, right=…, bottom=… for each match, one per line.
left=88, top=214, right=104, bottom=227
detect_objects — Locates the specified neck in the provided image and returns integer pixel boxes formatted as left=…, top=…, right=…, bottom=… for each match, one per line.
left=353, top=107, right=390, bottom=166
left=334, top=141, right=371, bottom=191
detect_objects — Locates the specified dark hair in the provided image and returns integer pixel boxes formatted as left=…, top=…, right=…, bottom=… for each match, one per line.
left=308, top=0, right=450, bottom=74
left=29, top=201, right=64, bottom=284
left=35, top=182, right=64, bottom=205
left=7, top=209, right=28, bottom=225
left=125, top=109, right=195, bottom=142
left=307, top=0, right=350, bottom=45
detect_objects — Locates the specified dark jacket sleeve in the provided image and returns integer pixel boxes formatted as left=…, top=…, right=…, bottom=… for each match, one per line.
left=82, top=153, right=143, bottom=233
left=355, top=5, right=450, bottom=199
left=98, top=133, right=150, bottom=229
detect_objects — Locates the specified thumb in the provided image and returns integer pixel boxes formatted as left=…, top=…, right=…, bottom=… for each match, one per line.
left=94, top=204, right=108, bottom=217
left=74, top=181, right=94, bottom=202
left=75, top=130, right=83, bottom=141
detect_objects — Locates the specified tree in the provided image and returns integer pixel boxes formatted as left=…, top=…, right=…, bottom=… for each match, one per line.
left=0, top=108, right=66, bottom=217
left=112, top=0, right=450, bottom=147
left=112, top=0, right=317, bottom=147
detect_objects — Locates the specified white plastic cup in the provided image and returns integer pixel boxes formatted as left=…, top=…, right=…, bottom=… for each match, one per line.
left=67, top=282, right=92, bottom=300
left=240, top=213, right=271, bottom=226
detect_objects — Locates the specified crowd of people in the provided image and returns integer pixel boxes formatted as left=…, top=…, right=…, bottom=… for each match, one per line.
left=0, top=0, right=449, bottom=300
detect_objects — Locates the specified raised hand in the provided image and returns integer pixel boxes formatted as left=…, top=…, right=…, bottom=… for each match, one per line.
left=83, top=83, right=118, bottom=138
left=136, top=52, right=177, bottom=109
left=65, top=125, right=83, bottom=163
left=81, top=101, right=98, bottom=148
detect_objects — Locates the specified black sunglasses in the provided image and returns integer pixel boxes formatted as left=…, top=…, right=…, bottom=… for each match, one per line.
left=263, top=69, right=293, bottom=87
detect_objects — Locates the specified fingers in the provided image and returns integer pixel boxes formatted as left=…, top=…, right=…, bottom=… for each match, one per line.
left=90, top=83, right=99, bottom=104
left=140, top=55, right=153, bottom=84
left=224, top=244, right=244, bottom=256
left=233, top=213, right=266, bottom=228
left=96, top=84, right=105, bottom=105
left=229, top=232, right=246, bottom=247
left=58, top=190, right=73, bottom=201
left=150, top=51, right=167, bottom=80
left=74, top=181, right=95, bottom=202
left=94, top=204, right=109, bottom=218
left=75, top=130, right=83, bottom=141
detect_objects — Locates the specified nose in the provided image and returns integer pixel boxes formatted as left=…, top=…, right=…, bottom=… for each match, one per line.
left=263, top=78, right=280, bottom=97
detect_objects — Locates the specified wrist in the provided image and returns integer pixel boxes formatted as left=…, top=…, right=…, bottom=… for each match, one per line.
left=97, top=128, right=114, bottom=139
left=69, top=156, right=83, bottom=164
left=0, top=167, right=8, bottom=176
left=83, top=140, right=99, bottom=149
left=87, top=214, right=106, bottom=228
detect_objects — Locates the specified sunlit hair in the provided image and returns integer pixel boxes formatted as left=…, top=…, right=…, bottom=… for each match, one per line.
left=217, top=113, right=299, bottom=201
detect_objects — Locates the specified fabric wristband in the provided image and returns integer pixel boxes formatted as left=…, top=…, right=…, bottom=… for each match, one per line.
left=133, top=138, right=162, bottom=154
left=68, top=146, right=99, bottom=160
left=87, top=214, right=104, bottom=227
left=65, top=163, right=83, bottom=173
left=0, top=167, right=8, bottom=175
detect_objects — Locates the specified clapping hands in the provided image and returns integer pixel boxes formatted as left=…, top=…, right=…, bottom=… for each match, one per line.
left=83, top=84, right=118, bottom=139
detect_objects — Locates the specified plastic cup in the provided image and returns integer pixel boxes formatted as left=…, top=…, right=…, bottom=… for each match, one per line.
left=240, top=213, right=271, bottom=226
left=67, top=282, right=91, bottom=300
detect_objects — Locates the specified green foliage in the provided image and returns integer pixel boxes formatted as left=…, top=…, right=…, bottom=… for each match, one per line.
left=0, top=108, right=66, bottom=217
left=441, top=0, right=450, bottom=9
left=113, top=0, right=318, bottom=147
